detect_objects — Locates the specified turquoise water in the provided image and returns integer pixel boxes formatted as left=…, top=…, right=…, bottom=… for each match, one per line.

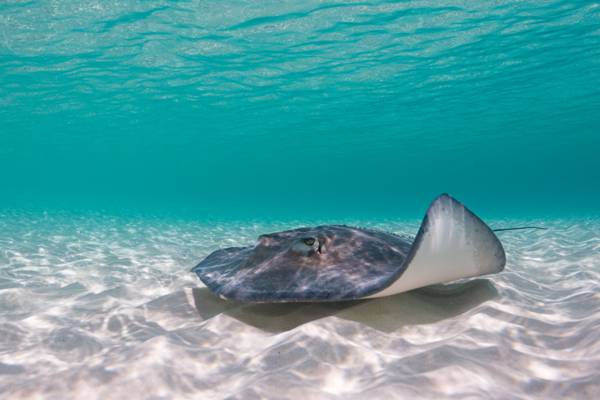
left=2, top=0, right=599, bottom=219
left=1, top=2, right=600, bottom=399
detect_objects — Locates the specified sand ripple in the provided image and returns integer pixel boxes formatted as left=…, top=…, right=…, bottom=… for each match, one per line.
left=0, top=214, right=599, bottom=399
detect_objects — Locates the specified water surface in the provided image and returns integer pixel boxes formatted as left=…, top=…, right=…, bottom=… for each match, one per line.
left=1, top=0, right=599, bottom=217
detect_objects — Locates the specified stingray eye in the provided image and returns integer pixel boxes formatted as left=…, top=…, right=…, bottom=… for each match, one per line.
left=302, top=238, right=315, bottom=246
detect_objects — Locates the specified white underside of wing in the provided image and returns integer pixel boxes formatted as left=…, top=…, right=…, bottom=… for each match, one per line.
left=366, top=194, right=505, bottom=299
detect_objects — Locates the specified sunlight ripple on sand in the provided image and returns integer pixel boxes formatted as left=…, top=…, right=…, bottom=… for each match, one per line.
left=0, top=215, right=599, bottom=399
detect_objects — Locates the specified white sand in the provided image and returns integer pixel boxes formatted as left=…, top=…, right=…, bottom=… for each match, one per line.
left=0, top=215, right=599, bottom=399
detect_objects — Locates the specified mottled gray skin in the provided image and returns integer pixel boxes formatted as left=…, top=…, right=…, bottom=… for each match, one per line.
left=192, top=225, right=413, bottom=302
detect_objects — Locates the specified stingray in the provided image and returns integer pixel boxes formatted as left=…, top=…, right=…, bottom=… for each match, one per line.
left=192, top=194, right=506, bottom=303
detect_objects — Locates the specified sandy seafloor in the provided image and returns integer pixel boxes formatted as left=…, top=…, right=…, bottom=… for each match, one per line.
left=0, top=213, right=599, bottom=399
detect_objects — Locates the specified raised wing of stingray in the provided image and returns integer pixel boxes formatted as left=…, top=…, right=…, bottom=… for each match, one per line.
left=192, top=194, right=505, bottom=302
left=365, top=194, right=506, bottom=298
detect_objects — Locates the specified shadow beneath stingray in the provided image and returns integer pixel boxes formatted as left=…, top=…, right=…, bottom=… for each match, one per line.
left=190, top=279, right=498, bottom=334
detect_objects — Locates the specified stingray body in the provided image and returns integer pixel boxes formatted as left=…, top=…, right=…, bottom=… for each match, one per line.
left=192, top=194, right=505, bottom=303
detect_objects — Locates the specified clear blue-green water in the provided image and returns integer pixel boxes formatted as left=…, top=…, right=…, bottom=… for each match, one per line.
left=2, top=0, right=599, bottom=219
left=1, top=1, right=600, bottom=399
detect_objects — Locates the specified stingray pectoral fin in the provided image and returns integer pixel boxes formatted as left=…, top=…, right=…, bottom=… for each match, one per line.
left=367, top=194, right=506, bottom=298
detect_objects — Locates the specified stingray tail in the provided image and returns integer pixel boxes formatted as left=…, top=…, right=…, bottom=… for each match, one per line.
left=492, top=226, right=547, bottom=232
